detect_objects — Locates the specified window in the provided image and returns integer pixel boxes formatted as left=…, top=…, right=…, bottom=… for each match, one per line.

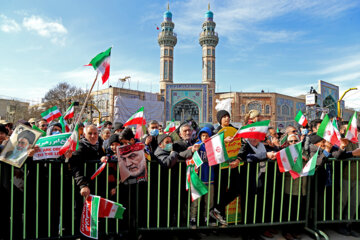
left=212, top=61, right=215, bottom=79
left=202, top=60, right=204, bottom=69
left=265, top=105, right=270, bottom=114
left=207, top=49, right=211, bottom=55
left=169, top=61, right=172, bottom=80
left=241, top=105, right=245, bottom=114
left=281, top=105, right=290, bottom=116
left=207, top=60, right=211, bottom=79
left=164, top=49, right=168, bottom=56
left=248, top=101, right=262, bottom=113
left=169, top=49, right=173, bottom=56
left=164, top=61, right=168, bottom=79
left=212, top=49, right=215, bottom=56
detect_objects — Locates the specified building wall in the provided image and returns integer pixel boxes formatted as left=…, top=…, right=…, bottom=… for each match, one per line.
left=0, top=98, right=30, bottom=122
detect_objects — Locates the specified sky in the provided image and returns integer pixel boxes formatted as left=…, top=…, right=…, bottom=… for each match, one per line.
left=1, top=0, right=360, bottom=110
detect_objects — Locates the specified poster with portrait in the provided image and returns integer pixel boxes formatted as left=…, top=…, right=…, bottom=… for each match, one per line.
left=0, top=124, right=42, bottom=168
left=116, top=142, right=147, bottom=185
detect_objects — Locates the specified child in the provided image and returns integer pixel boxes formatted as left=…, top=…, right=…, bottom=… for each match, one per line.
left=190, top=127, right=215, bottom=228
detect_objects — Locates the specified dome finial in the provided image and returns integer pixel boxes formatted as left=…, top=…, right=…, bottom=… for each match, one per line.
left=208, top=2, right=210, bottom=11
left=167, top=2, right=170, bottom=11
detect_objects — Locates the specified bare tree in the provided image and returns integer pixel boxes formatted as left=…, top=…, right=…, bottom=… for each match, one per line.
left=43, top=82, right=89, bottom=114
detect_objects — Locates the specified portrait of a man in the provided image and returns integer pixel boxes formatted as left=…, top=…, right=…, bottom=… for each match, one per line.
left=0, top=124, right=41, bottom=168
left=117, top=142, right=147, bottom=184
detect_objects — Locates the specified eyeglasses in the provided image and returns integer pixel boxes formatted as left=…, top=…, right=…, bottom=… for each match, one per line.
left=289, top=140, right=299, bottom=143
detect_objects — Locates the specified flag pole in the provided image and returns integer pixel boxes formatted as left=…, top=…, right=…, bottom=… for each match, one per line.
left=65, top=72, right=99, bottom=162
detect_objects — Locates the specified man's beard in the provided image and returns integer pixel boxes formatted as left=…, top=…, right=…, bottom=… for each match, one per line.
left=129, top=159, right=145, bottom=177
left=10, top=146, right=27, bottom=159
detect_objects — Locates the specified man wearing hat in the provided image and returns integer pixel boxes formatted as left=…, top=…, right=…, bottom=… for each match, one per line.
left=112, top=122, right=125, bottom=134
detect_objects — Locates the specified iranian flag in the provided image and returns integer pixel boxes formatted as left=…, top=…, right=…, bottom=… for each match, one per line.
left=317, top=114, right=340, bottom=146
left=186, top=166, right=208, bottom=201
left=32, top=125, right=46, bottom=137
left=58, top=124, right=79, bottom=156
left=64, top=102, right=75, bottom=120
left=164, top=120, right=176, bottom=133
left=192, top=151, right=203, bottom=169
left=59, top=116, right=70, bottom=133
left=205, top=131, right=229, bottom=166
left=234, top=120, right=270, bottom=141
left=276, top=142, right=303, bottom=173
left=91, top=160, right=107, bottom=180
left=98, top=197, right=125, bottom=219
left=290, top=148, right=319, bottom=179
left=86, top=47, right=112, bottom=84
left=295, top=110, right=308, bottom=127
left=345, top=111, right=358, bottom=143
left=97, top=121, right=105, bottom=131
left=80, top=195, right=100, bottom=239
left=123, top=107, right=145, bottom=127
left=41, top=106, right=62, bottom=122
left=332, top=119, right=341, bottom=146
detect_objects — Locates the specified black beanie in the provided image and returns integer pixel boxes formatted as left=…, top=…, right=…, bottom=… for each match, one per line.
left=157, top=133, right=169, bottom=145
left=108, top=134, right=120, bottom=146
left=216, top=110, right=230, bottom=124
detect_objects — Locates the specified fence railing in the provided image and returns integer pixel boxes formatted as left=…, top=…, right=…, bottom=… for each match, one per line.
left=1, top=158, right=359, bottom=240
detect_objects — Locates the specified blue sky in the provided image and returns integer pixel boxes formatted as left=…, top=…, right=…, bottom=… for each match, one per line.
left=1, top=0, right=360, bottom=110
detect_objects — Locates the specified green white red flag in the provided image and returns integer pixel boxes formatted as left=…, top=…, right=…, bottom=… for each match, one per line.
left=345, top=111, right=358, bottom=143
left=97, top=121, right=105, bottom=131
left=64, top=102, right=75, bottom=120
left=41, top=106, right=62, bottom=122
left=192, top=151, right=203, bottom=169
left=59, top=116, right=70, bottom=133
left=86, top=47, right=112, bottom=84
left=332, top=119, right=341, bottom=146
left=317, top=114, right=340, bottom=146
left=164, top=120, right=176, bottom=133
left=80, top=195, right=125, bottom=239
left=123, top=107, right=145, bottom=127
left=294, top=110, right=308, bottom=127
left=205, top=131, right=229, bottom=166
left=186, top=165, right=208, bottom=201
left=290, top=147, right=319, bottom=179
left=80, top=195, right=100, bottom=239
left=98, top=197, right=125, bottom=219
left=276, top=142, right=303, bottom=173
left=234, top=120, right=270, bottom=141
left=32, top=125, right=46, bottom=137
left=91, top=160, right=107, bottom=180
left=58, top=124, right=79, bottom=156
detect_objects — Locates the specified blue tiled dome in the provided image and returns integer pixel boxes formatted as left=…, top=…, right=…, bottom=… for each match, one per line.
left=164, top=10, right=172, bottom=21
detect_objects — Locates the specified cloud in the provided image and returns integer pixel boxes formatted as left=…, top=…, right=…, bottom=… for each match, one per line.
left=255, top=30, right=305, bottom=43
left=0, top=14, right=21, bottom=32
left=23, top=15, right=67, bottom=45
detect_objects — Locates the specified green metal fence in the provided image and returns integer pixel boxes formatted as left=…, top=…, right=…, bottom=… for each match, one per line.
left=1, top=158, right=359, bottom=240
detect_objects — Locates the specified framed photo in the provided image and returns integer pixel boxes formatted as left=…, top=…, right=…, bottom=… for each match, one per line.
left=0, top=124, right=42, bottom=168
left=116, top=142, right=147, bottom=185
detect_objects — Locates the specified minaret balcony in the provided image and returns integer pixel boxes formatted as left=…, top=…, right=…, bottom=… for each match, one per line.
left=199, top=31, right=218, bottom=37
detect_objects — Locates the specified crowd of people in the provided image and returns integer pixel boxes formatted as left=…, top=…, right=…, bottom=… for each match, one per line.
left=1, top=109, right=360, bottom=240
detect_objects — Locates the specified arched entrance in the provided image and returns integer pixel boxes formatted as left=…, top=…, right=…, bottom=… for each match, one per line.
left=323, top=95, right=337, bottom=118
left=173, top=99, right=200, bottom=122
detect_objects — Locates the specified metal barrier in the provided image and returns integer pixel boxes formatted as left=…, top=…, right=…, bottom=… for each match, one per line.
left=1, top=158, right=359, bottom=240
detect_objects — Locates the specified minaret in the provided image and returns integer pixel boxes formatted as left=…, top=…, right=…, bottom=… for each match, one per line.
left=158, top=3, right=177, bottom=95
left=199, top=4, right=218, bottom=90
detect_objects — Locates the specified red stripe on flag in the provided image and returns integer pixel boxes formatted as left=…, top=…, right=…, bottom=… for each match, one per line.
left=91, top=161, right=107, bottom=180
left=235, top=132, right=266, bottom=141
left=276, top=152, right=285, bottom=172
left=102, top=64, right=110, bottom=84
left=205, top=139, right=217, bottom=166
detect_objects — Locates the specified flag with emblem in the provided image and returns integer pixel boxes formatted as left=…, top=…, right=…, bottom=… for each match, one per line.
left=289, top=147, right=319, bottom=179
left=294, top=110, right=308, bottom=127
left=124, top=107, right=145, bottom=127
left=85, top=47, right=112, bottom=84
left=345, top=111, right=358, bottom=143
left=164, top=120, right=176, bottom=133
left=276, top=142, right=303, bottom=173
left=98, top=197, right=125, bottom=219
left=234, top=120, right=270, bottom=141
left=186, top=165, right=208, bottom=201
left=317, top=114, right=340, bottom=145
left=205, top=131, right=229, bottom=166
left=64, top=102, right=75, bottom=120
left=41, top=106, right=62, bottom=122
left=192, top=151, right=203, bottom=169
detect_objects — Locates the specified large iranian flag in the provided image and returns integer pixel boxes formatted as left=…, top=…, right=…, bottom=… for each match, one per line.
left=186, top=166, right=208, bottom=201
left=290, top=147, right=319, bottom=179
left=41, top=106, right=62, bottom=122
left=345, top=111, right=358, bottom=143
left=317, top=114, right=339, bottom=145
left=64, top=102, right=75, bottom=120
left=294, top=110, right=308, bottom=127
left=205, top=131, right=229, bottom=166
left=234, top=120, right=270, bottom=140
left=58, top=124, right=79, bottom=156
left=80, top=195, right=100, bottom=239
left=164, top=120, right=176, bottom=133
left=276, top=142, right=303, bottom=173
left=123, top=107, right=145, bottom=127
left=86, top=47, right=112, bottom=84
